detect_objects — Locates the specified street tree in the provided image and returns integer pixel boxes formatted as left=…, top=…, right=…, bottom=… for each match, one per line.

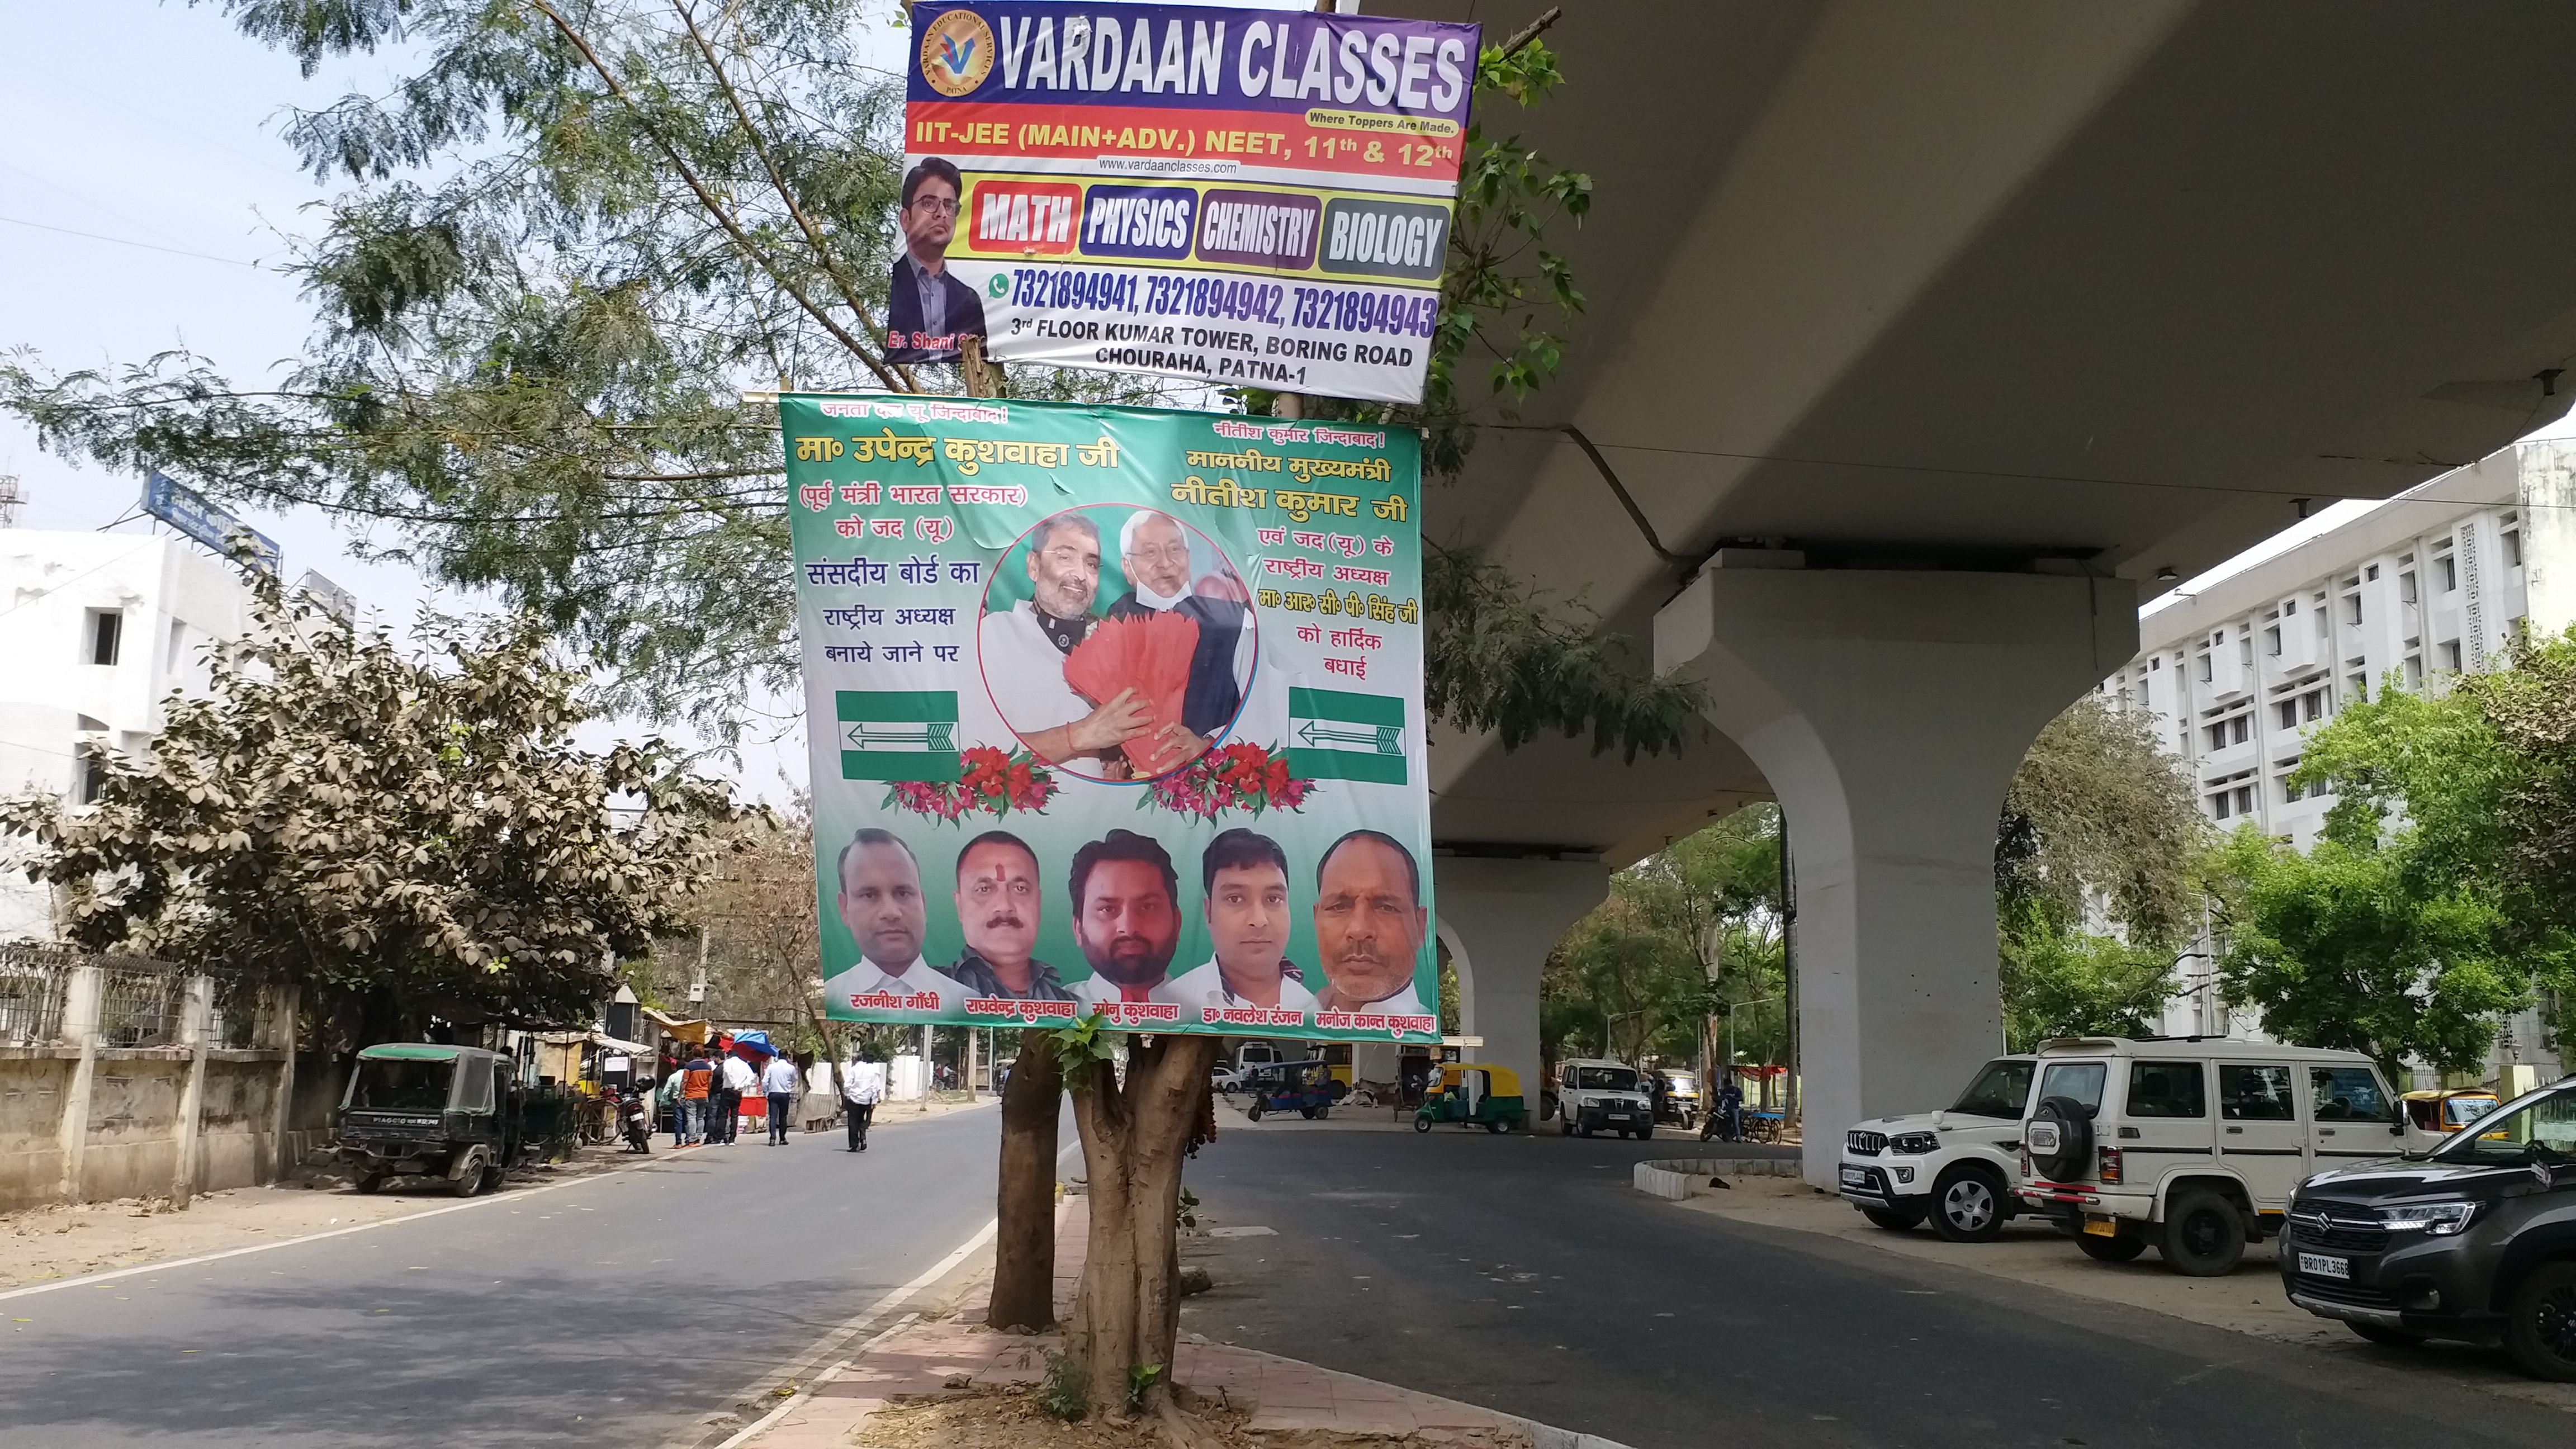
left=0, top=577, right=745, bottom=1045
left=2205, top=673, right=2528, bottom=1077
left=0, top=0, right=1659, bottom=1415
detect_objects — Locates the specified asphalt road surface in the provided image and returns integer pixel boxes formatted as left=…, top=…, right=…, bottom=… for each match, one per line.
left=1180, top=1123, right=2575, bottom=1449
left=0, top=1105, right=1005, bottom=1448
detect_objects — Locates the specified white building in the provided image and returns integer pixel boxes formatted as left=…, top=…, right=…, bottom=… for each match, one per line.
left=0, top=531, right=255, bottom=939
left=2104, top=440, right=2576, bottom=1078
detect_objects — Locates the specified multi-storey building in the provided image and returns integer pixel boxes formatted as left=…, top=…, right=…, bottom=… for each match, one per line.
left=0, top=530, right=256, bottom=938
left=2105, top=439, right=2575, bottom=1080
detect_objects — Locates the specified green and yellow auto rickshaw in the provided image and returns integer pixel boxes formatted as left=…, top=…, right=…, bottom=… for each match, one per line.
left=1413, top=1063, right=1527, bottom=1134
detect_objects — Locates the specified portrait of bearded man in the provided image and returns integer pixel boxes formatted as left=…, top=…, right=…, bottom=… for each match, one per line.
left=1066, top=829, right=1182, bottom=1008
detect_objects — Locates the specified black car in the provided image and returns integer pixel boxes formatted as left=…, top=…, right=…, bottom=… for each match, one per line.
left=2280, top=1076, right=2576, bottom=1380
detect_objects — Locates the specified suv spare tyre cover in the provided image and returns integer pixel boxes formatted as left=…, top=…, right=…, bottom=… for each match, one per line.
left=2028, top=1095, right=2094, bottom=1181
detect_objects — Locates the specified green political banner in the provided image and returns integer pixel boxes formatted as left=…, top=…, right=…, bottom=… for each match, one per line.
left=785, top=394, right=1434, bottom=1045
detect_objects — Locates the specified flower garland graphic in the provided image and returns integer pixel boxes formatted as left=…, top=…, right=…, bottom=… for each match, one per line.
left=884, top=746, right=1058, bottom=825
left=1141, top=741, right=1317, bottom=823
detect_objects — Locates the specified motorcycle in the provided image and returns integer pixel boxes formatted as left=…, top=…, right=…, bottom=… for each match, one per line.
left=615, top=1087, right=654, bottom=1153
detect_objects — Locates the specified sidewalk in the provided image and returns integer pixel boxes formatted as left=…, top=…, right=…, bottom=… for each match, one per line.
left=735, top=1199, right=1620, bottom=1449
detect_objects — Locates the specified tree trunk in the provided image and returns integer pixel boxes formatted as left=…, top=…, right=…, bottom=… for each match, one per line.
left=989, top=1025, right=1064, bottom=1332
left=1066, top=1031, right=1218, bottom=1414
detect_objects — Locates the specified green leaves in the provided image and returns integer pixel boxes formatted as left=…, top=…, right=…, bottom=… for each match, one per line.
left=1044, top=1011, right=1120, bottom=1090
left=0, top=572, right=746, bottom=1039
left=2000, top=694, right=2207, bottom=950
left=1422, top=543, right=1704, bottom=763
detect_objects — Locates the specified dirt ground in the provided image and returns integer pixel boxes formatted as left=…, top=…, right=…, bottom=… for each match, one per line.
left=1673, top=1175, right=2576, bottom=1415
left=859, top=1384, right=1448, bottom=1449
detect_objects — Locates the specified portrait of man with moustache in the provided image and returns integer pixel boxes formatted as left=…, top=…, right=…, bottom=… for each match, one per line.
left=818, top=828, right=969, bottom=1014
left=1156, top=828, right=1317, bottom=1019
left=1065, top=829, right=1182, bottom=1008
left=1102, top=510, right=1253, bottom=746
left=946, top=829, right=1074, bottom=1002
left=1311, top=828, right=1431, bottom=1017
left=976, top=512, right=1189, bottom=775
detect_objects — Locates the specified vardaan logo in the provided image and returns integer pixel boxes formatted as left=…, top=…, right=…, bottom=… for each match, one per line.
left=1318, top=198, right=1449, bottom=283
left=919, top=8, right=995, bottom=97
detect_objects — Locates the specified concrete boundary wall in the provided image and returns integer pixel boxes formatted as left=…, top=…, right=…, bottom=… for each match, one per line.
left=0, top=954, right=297, bottom=1212
left=1632, top=1156, right=1802, bottom=1200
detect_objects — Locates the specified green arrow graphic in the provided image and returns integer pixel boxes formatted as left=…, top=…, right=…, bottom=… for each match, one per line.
left=1296, top=720, right=1401, bottom=754
left=846, top=721, right=954, bottom=750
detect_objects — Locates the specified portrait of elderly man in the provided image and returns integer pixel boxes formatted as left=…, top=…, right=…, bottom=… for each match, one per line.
left=947, top=829, right=1074, bottom=1002
left=1311, top=828, right=1431, bottom=1017
left=1156, top=828, right=1317, bottom=1017
left=1066, top=829, right=1183, bottom=1008
left=886, top=157, right=986, bottom=364
left=1103, top=510, right=1255, bottom=741
left=818, top=828, right=968, bottom=1014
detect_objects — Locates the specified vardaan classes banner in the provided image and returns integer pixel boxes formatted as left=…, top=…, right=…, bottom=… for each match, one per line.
left=784, top=393, right=1437, bottom=1044
left=894, top=3, right=1479, bottom=403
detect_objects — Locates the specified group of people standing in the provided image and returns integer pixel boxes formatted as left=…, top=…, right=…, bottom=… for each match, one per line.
left=650, top=1040, right=894, bottom=1152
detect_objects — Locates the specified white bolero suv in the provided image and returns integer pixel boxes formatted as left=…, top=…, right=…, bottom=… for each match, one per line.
left=1838, top=1055, right=2037, bottom=1242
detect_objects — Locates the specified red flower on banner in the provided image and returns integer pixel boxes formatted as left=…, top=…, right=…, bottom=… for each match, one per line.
left=883, top=746, right=1058, bottom=825
left=1140, top=741, right=1316, bottom=823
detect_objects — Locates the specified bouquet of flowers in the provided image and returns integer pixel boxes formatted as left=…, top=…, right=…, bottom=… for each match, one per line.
left=884, top=746, right=1058, bottom=825
left=1140, top=741, right=1316, bottom=823
left=1062, top=610, right=1200, bottom=776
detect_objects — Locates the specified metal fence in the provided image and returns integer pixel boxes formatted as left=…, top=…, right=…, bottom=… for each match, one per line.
left=0, top=945, right=256, bottom=1047
left=0, top=944, right=72, bottom=1046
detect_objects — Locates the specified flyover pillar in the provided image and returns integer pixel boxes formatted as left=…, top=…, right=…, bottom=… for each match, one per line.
left=1434, top=856, right=1609, bottom=1121
left=1654, top=567, right=2135, bottom=1185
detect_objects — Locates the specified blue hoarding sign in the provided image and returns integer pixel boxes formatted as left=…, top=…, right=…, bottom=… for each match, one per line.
left=144, top=470, right=281, bottom=576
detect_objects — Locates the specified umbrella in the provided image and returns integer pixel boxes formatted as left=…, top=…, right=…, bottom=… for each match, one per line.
left=730, top=1030, right=783, bottom=1058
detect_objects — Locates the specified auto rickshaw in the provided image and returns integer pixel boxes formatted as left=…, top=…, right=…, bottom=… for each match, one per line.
left=333, top=1043, right=525, bottom=1196
left=2400, top=1087, right=2502, bottom=1152
left=1413, top=1063, right=1527, bottom=1134
left=1244, top=1060, right=1336, bottom=1121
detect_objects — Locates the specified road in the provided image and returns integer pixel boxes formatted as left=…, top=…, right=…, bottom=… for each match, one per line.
left=0, top=1105, right=1005, bottom=1448
left=1180, top=1123, right=2574, bottom=1449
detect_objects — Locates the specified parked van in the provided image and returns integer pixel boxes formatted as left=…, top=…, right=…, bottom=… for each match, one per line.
left=2012, top=1037, right=2403, bottom=1276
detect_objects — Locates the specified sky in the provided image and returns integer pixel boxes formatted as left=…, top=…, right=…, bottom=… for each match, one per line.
left=0, top=0, right=1298, bottom=804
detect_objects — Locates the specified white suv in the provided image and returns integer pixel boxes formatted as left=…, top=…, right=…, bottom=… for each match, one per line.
left=1839, top=1055, right=2035, bottom=1242
left=1554, top=1059, right=1658, bottom=1139
left=2012, top=1036, right=2403, bottom=1276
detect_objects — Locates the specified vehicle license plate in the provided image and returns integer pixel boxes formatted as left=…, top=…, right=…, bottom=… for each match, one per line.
left=2297, top=1253, right=2350, bottom=1280
left=2082, top=1217, right=2118, bottom=1237
left=1840, top=1167, right=1868, bottom=1187
left=1606, top=1112, right=1631, bottom=1121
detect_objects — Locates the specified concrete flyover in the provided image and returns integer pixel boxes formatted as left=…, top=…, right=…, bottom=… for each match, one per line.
left=1393, top=1, right=2576, bottom=1181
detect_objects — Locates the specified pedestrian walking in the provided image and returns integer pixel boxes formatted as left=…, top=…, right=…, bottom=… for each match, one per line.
left=760, top=1051, right=800, bottom=1145
left=718, top=1047, right=757, bottom=1144
left=679, top=1052, right=715, bottom=1145
left=842, top=1054, right=885, bottom=1152
left=656, top=1063, right=690, bottom=1147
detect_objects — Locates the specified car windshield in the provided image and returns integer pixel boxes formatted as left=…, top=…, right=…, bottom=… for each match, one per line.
left=1950, top=1059, right=2034, bottom=1118
left=2431, top=1085, right=2576, bottom=1164
left=2446, top=1096, right=2499, bottom=1129
left=1664, top=1073, right=1697, bottom=1092
left=345, top=1058, right=452, bottom=1111
left=1574, top=1067, right=1640, bottom=1091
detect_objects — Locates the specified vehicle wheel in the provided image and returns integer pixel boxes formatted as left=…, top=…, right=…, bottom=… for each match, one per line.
left=1247, top=1101, right=1264, bottom=1122
left=1860, top=1205, right=1922, bottom=1232
left=1929, top=1165, right=2009, bottom=1244
left=2347, top=1322, right=2428, bottom=1349
left=2158, top=1190, right=2247, bottom=1277
left=1314, top=1104, right=1329, bottom=1120
left=2503, top=1259, right=2576, bottom=1382
left=2075, top=1230, right=2147, bottom=1263
left=1559, top=1119, right=1573, bottom=1137
left=1576, top=1124, right=1592, bottom=1139
left=352, top=1172, right=383, bottom=1196
left=1486, top=1120, right=1509, bottom=1134
left=1637, top=1126, right=1654, bottom=1140
left=480, top=1159, right=507, bottom=1195
left=1414, top=1116, right=1433, bottom=1133
left=448, top=1149, right=487, bottom=1199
